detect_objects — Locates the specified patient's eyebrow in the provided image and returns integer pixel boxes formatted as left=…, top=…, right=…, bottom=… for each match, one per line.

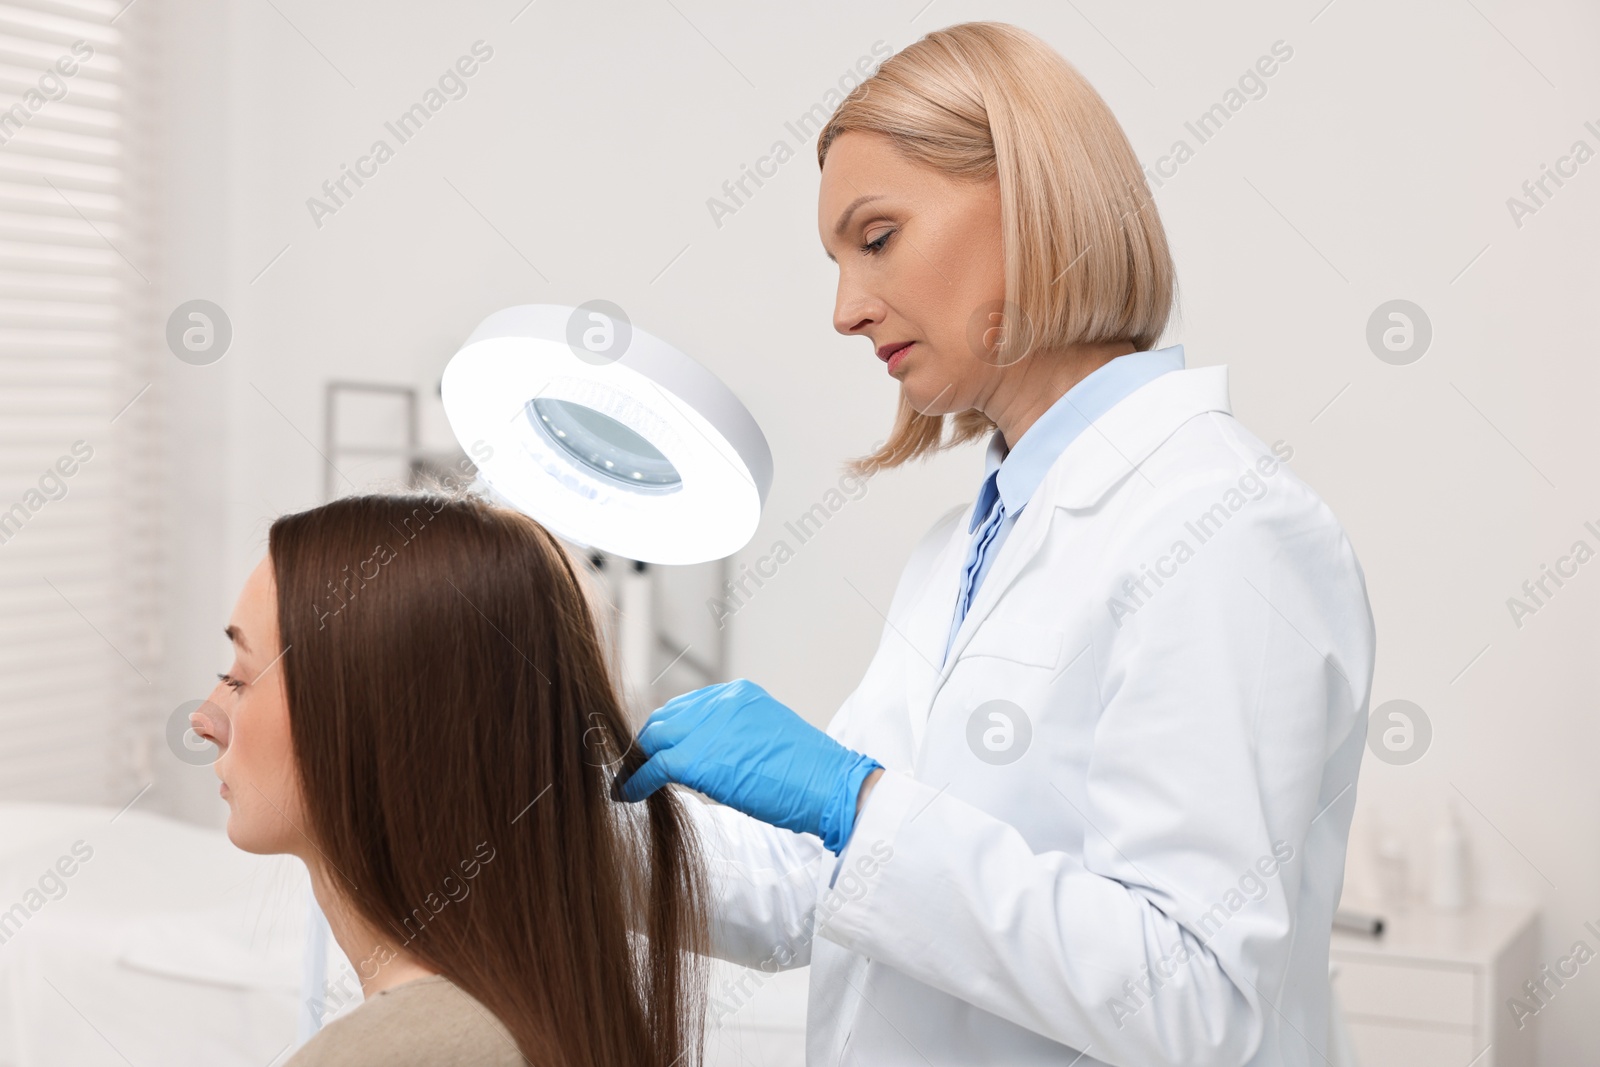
left=224, top=624, right=250, bottom=653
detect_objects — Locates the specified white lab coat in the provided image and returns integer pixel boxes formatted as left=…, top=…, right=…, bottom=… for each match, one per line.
left=689, top=364, right=1376, bottom=1066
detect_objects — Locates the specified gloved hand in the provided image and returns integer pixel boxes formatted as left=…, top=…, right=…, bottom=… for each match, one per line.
left=616, top=678, right=883, bottom=854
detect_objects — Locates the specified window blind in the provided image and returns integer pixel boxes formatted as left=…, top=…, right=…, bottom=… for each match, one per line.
left=0, top=0, right=158, bottom=805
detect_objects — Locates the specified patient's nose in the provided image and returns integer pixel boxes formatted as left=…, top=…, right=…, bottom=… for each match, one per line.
left=190, top=701, right=231, bottom=752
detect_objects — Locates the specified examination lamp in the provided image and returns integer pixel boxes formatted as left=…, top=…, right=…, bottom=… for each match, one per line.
left=440, top=304, right=772, bottom=564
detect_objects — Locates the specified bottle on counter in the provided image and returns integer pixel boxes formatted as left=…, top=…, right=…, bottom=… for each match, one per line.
left=1430, top=800, right=1470, bottom=913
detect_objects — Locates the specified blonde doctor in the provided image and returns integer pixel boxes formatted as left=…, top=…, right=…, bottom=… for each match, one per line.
left=620, top=21, right=1376, bottom=1067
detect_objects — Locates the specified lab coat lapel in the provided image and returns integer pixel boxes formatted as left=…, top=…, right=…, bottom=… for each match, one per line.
left=930, top=366, right=1233, bottom=704
left=899, top=510, right=973, bottom=756
left=935, top=475, right=1061, bottom=681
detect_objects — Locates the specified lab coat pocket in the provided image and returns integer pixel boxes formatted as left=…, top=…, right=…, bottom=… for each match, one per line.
left=923, top=618, right=1079, bottom=782
left=956, top=619, right=1065, bottom=670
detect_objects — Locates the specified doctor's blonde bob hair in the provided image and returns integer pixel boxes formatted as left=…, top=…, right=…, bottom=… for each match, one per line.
left=819, top=21, right=1177, bottom=477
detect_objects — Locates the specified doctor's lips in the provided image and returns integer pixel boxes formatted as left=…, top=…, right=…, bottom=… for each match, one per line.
left=876, top=340, right=915, bottom=373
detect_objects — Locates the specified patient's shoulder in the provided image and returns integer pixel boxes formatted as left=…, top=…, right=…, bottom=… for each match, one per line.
left=286, top=974, right=526, bottom=1067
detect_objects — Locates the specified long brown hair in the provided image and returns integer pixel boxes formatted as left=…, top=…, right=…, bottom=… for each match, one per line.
left=268, top=491, right=708, bottom=1066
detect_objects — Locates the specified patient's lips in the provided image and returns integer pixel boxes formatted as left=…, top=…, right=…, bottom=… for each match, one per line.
left=190, top=701, right=231, bottom=752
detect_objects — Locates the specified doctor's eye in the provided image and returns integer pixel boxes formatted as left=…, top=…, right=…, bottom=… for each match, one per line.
left=860, top=229, right=893, bottom=256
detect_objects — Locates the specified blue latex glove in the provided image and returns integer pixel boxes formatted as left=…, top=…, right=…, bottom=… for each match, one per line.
left=616, top=678, right=883, bottom=854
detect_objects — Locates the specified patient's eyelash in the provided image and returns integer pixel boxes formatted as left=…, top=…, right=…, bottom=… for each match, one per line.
left=217, top=672, right=245, bottom=691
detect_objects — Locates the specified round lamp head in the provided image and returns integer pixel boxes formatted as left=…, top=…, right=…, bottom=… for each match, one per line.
left=441, top=304, right=772, bottom=564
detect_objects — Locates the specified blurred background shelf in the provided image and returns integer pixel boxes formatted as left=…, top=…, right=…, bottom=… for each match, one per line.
left=1332, top=898, right=1539, bottom=1067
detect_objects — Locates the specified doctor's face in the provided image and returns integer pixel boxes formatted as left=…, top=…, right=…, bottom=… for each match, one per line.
left=819, top=129, right=1008, bottom=418
left=191, top=556, right=308, bottom=857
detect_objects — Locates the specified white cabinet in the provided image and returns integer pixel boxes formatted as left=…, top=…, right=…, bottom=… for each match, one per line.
left=1331, top=898, right=1539, bottom=1067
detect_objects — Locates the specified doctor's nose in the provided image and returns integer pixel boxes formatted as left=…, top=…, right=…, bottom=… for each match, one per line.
left=832, top=286, right=885, bottom=338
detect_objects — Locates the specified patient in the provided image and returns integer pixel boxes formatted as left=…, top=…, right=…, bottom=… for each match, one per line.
left=189, top=491, right=708, bottom=1066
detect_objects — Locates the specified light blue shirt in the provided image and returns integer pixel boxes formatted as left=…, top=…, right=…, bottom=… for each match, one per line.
left=942, top=344, right=1186, bottom=666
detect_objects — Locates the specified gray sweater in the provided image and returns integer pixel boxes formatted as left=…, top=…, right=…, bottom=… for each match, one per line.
left=287, top=975, right=526, bottom=1066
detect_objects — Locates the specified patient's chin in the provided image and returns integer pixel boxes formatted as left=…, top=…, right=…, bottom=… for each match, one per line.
left=223, top=816, right=265, bottom=854
left=224, top=806, right=296, bottom=856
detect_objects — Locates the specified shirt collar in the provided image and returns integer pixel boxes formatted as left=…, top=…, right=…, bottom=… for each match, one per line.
left=969, top=344, right=1187, bottom=533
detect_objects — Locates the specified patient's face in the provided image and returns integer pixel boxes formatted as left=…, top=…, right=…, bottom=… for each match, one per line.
left=197, top=557, right=307, bottom=856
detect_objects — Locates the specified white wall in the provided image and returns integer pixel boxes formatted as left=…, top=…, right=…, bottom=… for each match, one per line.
left=149, top=1, right=1600, bottom=1061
